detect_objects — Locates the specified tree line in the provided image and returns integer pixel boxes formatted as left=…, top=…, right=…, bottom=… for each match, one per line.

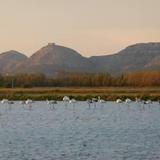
left=0, top=71, right=160, bottom=88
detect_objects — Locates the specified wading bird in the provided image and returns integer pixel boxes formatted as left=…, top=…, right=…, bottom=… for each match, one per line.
left=116, top=99, right=123, bottom=103
left=1, top=99, right=14, bottom=110
left=125, top=98, right=132, bottom=107
left=145, top=100, right=152, bottom=104
left=98, top=96, right=106, bottom=107
left=125, top=98, right=132, bottom=103
left=1, top=99, right=9, bottom=104
left=63, top=96, right=70, bottom=107
left=47, top=100, right=57, bottom=110
left=8, top=101, right=14, bottom=110
left=143, top=100, right=152, bottom=108
left=92, top=98, right=98, bottom=108
left=25, top=99, right=34, bottom=110
left=135, top=97, right=141, bottom=103
left=69, top=99, right=77, bottom=108
left=86, top=99, right=92, bottom=108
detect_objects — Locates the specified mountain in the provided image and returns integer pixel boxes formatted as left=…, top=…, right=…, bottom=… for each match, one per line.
left=145, top=55, right=160, bottom=70
left=14, top=43, right=94, bottom=75
left=0, top=50, right=27, bottom=74
left=90, top=42, right=160, bottom=74
left=0, top=42, right=160, bottom=75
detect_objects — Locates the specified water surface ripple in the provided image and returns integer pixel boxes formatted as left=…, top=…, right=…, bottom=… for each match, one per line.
left=0, top=101, right=160, bottom=160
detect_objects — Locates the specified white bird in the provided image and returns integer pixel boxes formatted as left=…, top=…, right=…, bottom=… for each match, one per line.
left=135, top=97, right=141, bottom=103
left=63, top=96, right=70, bottom=102
left=63, top=96, right=70, bottom=107
left=125, top=98, right=132, bottom=103
left=25, top=99, right=34, bottom=110
left=144, top=100, right=152, bottom=104
left=116, top=99, right=123, bottom=103
left=1, top=99, right=14, bottom=110
left=69, top=99, right=77, bottom=108
left=92, top=98, right=98, bottom=102
left=98, top=96, right=106, bottom=108
left=98, top=96, right=106, bottom=103
left=25, top=99, right=34, bottom=104
left=46, top=100, right=57, bottom=110
left=1, top=99, right=9, bottom=104
left=141, top=100, right=152, bottom=109
left=69, top=98, right=76, bottom=104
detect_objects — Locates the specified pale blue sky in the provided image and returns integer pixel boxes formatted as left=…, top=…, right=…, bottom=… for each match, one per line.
left=0, top=0, right=160, bottom=56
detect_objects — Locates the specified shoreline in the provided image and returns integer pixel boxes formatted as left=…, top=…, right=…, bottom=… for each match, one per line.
left=0, top=87, right=159, bottom=101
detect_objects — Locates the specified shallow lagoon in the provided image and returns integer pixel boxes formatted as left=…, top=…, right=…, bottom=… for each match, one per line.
left=0, top=101, right=160, bottom=160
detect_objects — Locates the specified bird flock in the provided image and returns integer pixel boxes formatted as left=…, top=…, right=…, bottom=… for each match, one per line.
left=0, top=96, right=157, bottom=111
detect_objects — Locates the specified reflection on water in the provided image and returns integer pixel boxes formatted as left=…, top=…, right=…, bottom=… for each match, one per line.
left=0, top=101, right=160, bottom=160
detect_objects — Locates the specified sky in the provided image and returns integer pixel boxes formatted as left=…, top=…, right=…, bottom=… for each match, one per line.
left=0, top=0, right=160, bottom=57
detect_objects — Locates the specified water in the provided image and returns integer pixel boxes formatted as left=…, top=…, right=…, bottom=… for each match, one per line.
left=0, top=101, right=160, bottom=160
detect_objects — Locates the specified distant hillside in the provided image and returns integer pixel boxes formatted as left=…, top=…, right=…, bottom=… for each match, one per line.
left=90, top=43, right=160, bottom=74
left=14, top=43, right=94, bottom=75
left=0, top=42, right=160, bottom=75
left=0, top=50, right=27, bottom=74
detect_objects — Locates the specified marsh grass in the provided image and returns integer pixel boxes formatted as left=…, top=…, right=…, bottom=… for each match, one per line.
left=0, top=87, right=159, bottom=101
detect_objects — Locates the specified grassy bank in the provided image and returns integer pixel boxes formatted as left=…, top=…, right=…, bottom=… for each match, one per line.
left=0, top=87, right=160, bottom=101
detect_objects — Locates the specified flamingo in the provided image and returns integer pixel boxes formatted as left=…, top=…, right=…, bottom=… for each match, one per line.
left=8, top=101, right=14, bottom=110
left=143, top=100, right=152, bottom=108
left=0, top=99, right=8, bottom=114
left=63, top=96, right=70, bottom=107
left=46, top=100, right=57, bottom=110
left=92, top=98, right=98, bottom=108
left=98, top=96, right=106, bottom=107
left=69, top=99, right=77, bottom=108
left=145, top=100, right=152, bottom=104
left=1, top=99, right=9, bottom=104
left=116, top=99, right=123, bottom=103
left=135, top=97, right=144, bottom=108
left=25, top=99, right=34, bottom=110
left=86, top=99, right=92, bottom=108
left=1, top=99, right=14, bottom=110
left=135, top=97, right=141, bottom=103
left=25, top=99, right=34, bottom=104
left=98, top=96, right=106, bottom=103
left=8, top=101, right=14, bottom=104
left=63, top=96, right=70, bottom=102
left=125, top=98, right=132, bottom=103
left=19, top=101, right=26, bottom=109
left=125, top=98, right=132, bottom=107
